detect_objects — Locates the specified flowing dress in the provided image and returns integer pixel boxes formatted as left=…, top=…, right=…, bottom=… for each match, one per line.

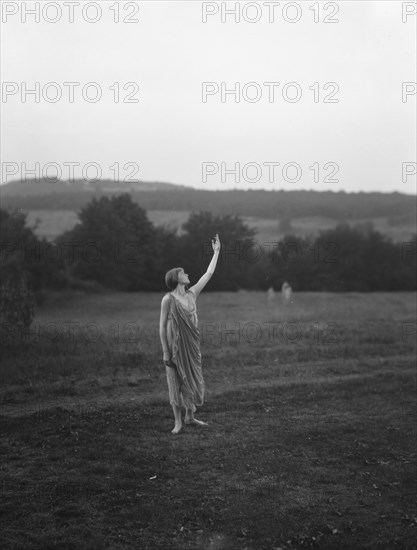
left=165, top=290, right=205, bottom=412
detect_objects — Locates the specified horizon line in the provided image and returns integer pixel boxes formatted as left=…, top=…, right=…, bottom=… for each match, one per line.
left=1, top=178, right=416, bottom=196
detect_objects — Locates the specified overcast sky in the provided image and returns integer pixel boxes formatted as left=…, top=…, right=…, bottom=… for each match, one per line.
left=1, top=0, right=416, bottom=193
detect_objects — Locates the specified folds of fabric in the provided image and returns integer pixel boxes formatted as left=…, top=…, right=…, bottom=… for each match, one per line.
left=166, top=293, right=205, bottom=410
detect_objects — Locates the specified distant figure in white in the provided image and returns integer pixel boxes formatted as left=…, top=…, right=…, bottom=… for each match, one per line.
left=281, top=282, right=292, bottom=305
left=267, top=286, right=275, bottom=303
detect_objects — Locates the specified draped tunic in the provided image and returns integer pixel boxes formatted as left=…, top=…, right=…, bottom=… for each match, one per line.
left=165, top=290, right=205, bottom=411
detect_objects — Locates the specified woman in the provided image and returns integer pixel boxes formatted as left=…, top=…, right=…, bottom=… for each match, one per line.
left=159, top=234, right=221, bottom=434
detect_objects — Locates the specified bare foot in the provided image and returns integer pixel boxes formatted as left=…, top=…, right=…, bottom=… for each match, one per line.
left=171, top=423, right=182, bottom=434
left=184, top=418, right=208, bottom=426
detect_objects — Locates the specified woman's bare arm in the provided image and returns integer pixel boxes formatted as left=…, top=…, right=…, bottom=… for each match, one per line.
left=189, top=234, right=221, bottom=298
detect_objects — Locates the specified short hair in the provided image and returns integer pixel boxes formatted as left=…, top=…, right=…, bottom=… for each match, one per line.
left=165, top=267, right=183, bottom=290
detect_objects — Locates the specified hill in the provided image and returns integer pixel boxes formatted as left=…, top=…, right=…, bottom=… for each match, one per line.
left=1, top=179, right=415, bottom=224
left=0, top=178, right=187, bottom=196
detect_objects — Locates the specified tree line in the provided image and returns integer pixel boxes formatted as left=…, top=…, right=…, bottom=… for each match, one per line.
left=1, top=193, right=416, bottom=302
left=2, top=179, right=415, bottom=221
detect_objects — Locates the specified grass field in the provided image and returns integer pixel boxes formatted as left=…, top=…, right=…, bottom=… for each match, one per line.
left=1, top=291, right=416, bottom=549
left=25, top=209, right=416, bottom=244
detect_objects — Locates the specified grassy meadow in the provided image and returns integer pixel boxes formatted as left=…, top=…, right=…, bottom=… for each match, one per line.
left=1, top=290, right=416, bottom=549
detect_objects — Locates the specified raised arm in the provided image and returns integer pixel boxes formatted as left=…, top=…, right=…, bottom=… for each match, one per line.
left=188, top=234, right=220, bottom=298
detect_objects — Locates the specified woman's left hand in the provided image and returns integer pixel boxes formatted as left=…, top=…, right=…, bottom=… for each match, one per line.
left=212, top=233, right=221, bottom=254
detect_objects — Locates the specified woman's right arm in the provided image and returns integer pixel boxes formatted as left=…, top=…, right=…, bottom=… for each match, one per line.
left=159, top=295, right=171, bottom=365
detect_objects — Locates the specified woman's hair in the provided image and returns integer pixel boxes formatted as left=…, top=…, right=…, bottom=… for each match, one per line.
left=165, top=267, right=184, bottom=290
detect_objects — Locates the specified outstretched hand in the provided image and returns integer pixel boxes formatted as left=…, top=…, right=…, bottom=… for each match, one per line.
left=212, top=233, right=221, bottom=254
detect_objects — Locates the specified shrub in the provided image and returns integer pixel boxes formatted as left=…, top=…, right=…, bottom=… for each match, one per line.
left=0, top=273, right=35, bottom=343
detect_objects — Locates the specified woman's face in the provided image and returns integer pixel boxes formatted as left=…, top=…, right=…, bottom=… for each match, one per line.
left=177, top=269, right=190, bottom=285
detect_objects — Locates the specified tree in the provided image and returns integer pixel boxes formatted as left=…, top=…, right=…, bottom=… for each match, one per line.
left=0, top=209, right=39, bottom=341
left=0, top=207, right=64, bottom=294
left=58, top=194, right=158, bottom=290
left=151, top=225, right=183, bottom=289
left=179, top=211, right=258, bottom=290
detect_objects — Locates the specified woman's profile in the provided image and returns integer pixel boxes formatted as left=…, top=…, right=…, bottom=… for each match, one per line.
left=159, top=233, right=221, bottom=434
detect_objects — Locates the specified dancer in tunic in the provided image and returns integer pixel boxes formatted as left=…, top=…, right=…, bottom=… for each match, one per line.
left=159, top=234, right=221, bottom=434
